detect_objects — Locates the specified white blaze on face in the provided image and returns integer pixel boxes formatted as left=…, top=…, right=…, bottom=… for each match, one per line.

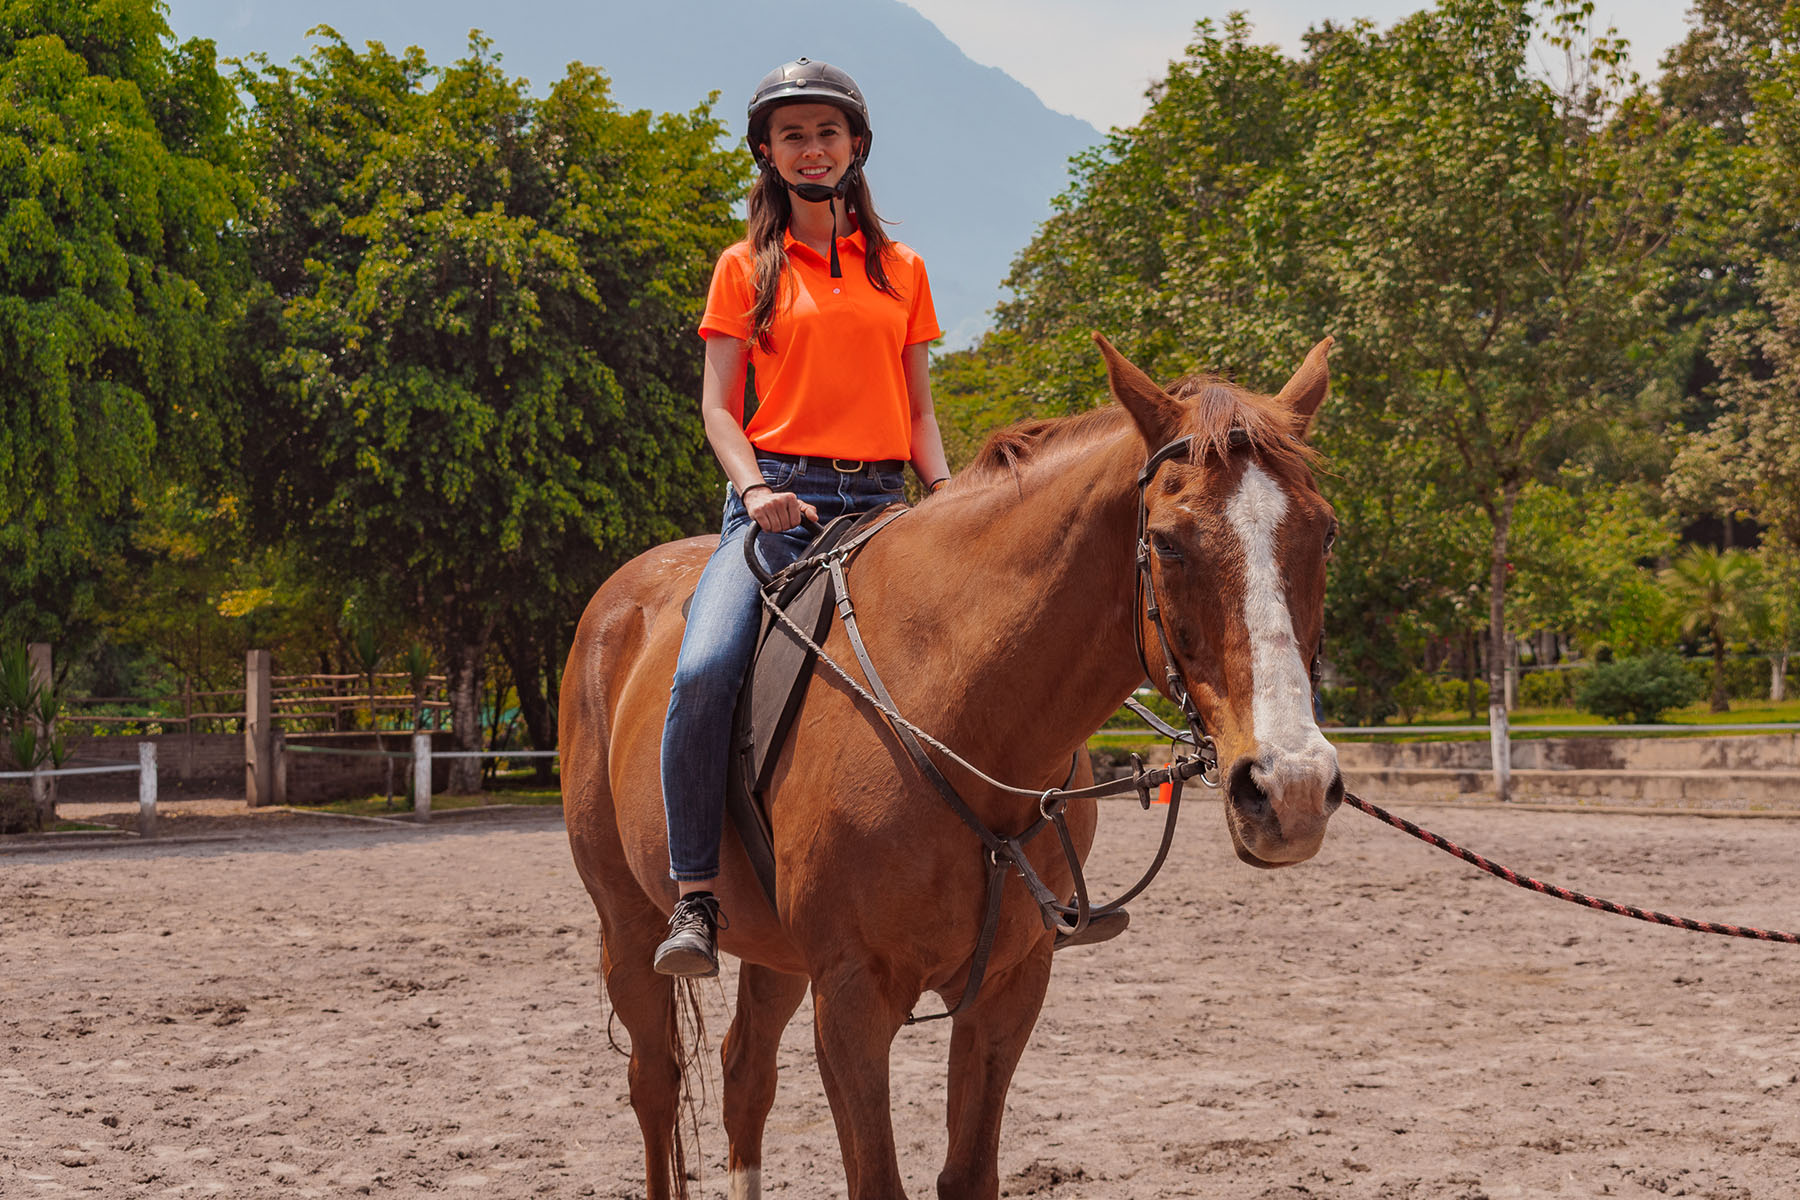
left=1225, top=463, right=1339, bottom=795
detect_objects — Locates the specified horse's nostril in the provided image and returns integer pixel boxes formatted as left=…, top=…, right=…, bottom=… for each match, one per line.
left=1228, top=758, right=1271, bottom=820
left=1326, top=770, right=1345, bottom=810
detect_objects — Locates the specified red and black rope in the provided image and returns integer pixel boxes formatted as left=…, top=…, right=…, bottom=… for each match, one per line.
left=1344, top=792, right=1800, bottom=946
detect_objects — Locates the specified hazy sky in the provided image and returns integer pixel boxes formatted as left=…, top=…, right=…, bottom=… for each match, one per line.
left=898, top=0, right=1698, bottom=129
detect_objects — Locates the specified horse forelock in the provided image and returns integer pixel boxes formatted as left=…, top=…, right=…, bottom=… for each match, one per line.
left=1167, top=374, right=1321, bottom=470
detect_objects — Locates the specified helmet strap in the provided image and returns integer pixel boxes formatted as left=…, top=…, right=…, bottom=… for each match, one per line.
left=777, top=163, right=862, bottom=279
left=827, top=196, right=841, bottom=278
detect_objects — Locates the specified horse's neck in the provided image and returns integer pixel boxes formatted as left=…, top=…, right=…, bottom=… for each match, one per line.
left=865, top=432, right=1145, bottom=788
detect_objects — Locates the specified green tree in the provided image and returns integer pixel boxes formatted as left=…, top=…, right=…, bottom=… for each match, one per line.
left=1290, top=0, right=1677, bottom=789
left=1661, top=10, right=1800, bottom=556
left=1662, top=544, right=1760, bottom=712
left=0, top=0, right=247, bottom=650
left=1505, top=477, right=1677, bottom=655
left=1658, top=0, right=1797, bottom=144
left=1748, top=543, right=1799, bottom=701
left=238, top=31, right=745, bottom=789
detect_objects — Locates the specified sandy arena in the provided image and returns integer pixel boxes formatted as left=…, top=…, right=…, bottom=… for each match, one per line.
left=4, top=798, right=1799, bottom=1198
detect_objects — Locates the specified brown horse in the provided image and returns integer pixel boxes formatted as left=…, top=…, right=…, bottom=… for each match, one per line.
left=560, top=333, right=1344, bottom=1199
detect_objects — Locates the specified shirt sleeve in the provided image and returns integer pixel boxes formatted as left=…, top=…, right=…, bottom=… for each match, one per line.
left=904, top=256, right=942, bottom=346
left=699, top=246, right=753, bottom=341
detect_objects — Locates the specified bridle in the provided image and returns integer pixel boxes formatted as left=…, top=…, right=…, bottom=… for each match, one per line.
left=1131, top=432, right=1221, bottom=785
left=1130, top=428, right=1332, bottom=769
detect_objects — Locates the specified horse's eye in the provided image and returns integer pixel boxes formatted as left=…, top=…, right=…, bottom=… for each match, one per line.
left=1323, top=524, right=1338, bottom=557
left=1150, top=532, right=1183, bottom=562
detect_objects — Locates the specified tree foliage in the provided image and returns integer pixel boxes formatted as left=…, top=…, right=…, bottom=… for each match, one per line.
left=1662, top=544, right=1762, bottom=712
left=235, top=31, right=747, bottom=784
left=0, top=0, right=247, bottom=648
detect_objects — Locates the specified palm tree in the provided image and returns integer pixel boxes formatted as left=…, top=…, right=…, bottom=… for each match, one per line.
left=1661, top=546, right=1762, bottom=713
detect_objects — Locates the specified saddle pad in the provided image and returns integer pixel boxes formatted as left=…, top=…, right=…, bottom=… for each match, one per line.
left=724, top=510, right=872, bottom=908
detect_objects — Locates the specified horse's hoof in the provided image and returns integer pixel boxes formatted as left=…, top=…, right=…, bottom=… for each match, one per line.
left=1052, top=909, right=1130, bottom=950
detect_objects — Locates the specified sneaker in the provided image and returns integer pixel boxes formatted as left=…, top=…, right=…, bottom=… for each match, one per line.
left=653, top=893, right=725, bottom=977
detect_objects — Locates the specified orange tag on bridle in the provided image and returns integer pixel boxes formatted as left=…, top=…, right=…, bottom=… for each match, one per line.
left=1155, top=781, right=1172, bottom=806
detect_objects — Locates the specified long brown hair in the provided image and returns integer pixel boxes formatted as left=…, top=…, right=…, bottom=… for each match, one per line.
left=746, top=154, right=900, bottom=353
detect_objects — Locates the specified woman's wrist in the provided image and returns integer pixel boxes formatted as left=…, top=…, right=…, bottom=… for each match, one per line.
left=928, top=476, right=950, bottom=492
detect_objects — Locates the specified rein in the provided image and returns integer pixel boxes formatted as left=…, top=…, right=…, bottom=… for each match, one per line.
left=753, top=433, right=1220, bottom=1023
left=1346, top=792, right=1800, bottom=944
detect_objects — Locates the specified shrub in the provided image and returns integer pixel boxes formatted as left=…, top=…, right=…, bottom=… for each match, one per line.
left=1422, top=676, right=1487, bottom=716
left=1391, top=674, right=1437, bottom=722
left=1575, top=653, right=1701, bottom=724
left=1517, top=668, right=1576, bottom=709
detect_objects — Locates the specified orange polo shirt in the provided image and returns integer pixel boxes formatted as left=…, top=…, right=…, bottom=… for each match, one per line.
left=698, top=229, right=941, bottom=461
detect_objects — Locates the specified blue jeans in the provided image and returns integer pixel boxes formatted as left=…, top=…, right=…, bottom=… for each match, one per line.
left=662, top=454, right=906, bottom=881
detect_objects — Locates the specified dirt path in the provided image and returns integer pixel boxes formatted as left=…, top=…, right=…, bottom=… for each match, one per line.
left=3, top=802, right=1799, bottom=1198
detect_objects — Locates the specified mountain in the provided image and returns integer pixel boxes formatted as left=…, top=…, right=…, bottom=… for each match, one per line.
left=164, top=0, right=1103, bottom=348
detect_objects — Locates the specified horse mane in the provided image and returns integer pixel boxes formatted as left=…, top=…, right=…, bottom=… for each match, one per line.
left=953, top=373, right=1317, bottom=491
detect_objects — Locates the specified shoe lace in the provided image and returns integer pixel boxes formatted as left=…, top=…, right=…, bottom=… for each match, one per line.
left=670, top=894, right=727, bottom=936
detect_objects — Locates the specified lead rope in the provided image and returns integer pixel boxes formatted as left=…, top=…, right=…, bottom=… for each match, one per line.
left=1346, top=792, right=1800, bottom=944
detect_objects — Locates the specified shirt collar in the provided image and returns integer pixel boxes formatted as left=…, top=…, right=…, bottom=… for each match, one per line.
left=783, top=224, right=868, bottom=264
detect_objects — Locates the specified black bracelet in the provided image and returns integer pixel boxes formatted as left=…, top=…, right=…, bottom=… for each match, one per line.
left=740, top=482, right=772, bottom=500
left=928, top=477, right=950, bottom=492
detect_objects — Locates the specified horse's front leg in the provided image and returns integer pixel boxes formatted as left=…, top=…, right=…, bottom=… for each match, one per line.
left=935, top=947, right=1053, bottom=1200
left=721, top=963, right=809, bottom=1199
left=811, top=962, right=915, bottom=1198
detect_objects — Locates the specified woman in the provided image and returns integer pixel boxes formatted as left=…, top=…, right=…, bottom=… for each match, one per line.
left=654, top=57, right=952, bottom=977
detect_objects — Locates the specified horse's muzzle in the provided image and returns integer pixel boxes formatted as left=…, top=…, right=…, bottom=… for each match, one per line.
left=1225, top=754, right=1343, bottom=868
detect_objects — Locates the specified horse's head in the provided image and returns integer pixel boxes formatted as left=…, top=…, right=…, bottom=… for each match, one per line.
left=1094, top=333, right=1342, bottom=868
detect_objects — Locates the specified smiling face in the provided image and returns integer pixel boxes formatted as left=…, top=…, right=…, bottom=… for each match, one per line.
left=760, top=102, right=863, bottom=192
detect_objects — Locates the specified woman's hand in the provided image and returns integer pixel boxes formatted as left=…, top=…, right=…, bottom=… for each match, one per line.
left=742, top=485, right=819, bottom=533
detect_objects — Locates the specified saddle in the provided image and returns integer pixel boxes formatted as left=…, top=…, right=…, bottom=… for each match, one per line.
left=723, top=506, right=904, bottom=909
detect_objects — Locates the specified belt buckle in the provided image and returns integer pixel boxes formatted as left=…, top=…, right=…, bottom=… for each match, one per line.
left=831, top=458, right=864, bottom=474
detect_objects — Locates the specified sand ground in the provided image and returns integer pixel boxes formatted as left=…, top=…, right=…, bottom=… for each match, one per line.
left=3, top=798, right=1799, bottom=1198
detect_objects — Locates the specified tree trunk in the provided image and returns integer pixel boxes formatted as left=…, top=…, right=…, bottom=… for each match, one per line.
left=499, top=625, right=557, bottom=784
left=1709, top=627, right=1729, bottom=714
left=1775, top=652, right=1790, bottom=704
left=1486, top=484, right=1519, bottom=801
left=445, top=641, right=487, bottom=794
left=1465, top=629, right=1479, bottom=720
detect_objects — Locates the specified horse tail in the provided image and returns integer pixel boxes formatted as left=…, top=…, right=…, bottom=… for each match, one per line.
left=667, top=977, right=711, bottom=1199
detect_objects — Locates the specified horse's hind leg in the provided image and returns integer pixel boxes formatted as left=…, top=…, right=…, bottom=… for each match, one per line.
left=720, top=963, right=808, bottom=1199
left=599, top=913, right=691, bottom=1200
left=935, top=949, right=1053, bottom=1200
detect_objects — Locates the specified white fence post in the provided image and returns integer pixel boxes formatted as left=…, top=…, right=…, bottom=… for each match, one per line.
left=245, top=649, right=273, bottom=807
left=1489, top=707, right=1512, bottom=802
left=29, top=642, right=55, bottom=823
left=138, top=741, right=157, bottom=837
left=412, top=732, right=431, bottom=819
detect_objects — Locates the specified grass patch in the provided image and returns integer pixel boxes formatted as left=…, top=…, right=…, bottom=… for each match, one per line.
left=50, top=819, right=119, bottom=833
left=313, top=770, right=561, bottom=819
left=1093, top=697, right=1800, bottom=748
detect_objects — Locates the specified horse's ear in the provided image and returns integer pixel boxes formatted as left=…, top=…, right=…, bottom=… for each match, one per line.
left=1093, top=332, right=1182, bottom=447
left=1275, top=336, right=1333, bottom=434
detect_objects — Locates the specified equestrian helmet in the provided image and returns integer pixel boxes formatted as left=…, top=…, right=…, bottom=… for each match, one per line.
left=746, top=57, right=872, bottom=169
